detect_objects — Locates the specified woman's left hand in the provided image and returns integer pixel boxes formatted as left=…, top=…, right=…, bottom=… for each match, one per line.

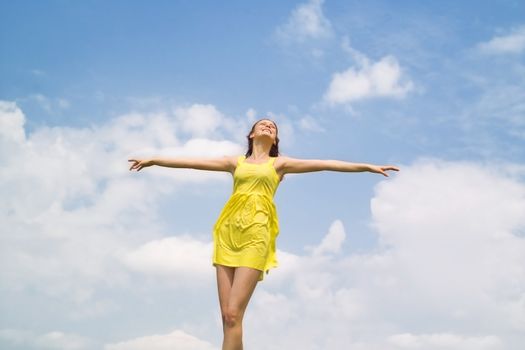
left=369, top=165, right=400, bottom=177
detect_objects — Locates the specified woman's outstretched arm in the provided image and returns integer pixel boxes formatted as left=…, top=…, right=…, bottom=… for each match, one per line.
left=276, top=156, right=399, bottom=177
left=128, top=156, right=238, bottom=173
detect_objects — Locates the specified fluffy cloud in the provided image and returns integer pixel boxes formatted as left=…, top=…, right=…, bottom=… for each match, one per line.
left=478, top=25, right=525, bottom=54
left=298, top=115, right=325, bottom=132
left=307, top=219, right=345, bottom=256
left=0, top=328, right=94, bottom=350
left=324, top=54, right=413, bottom=105
left=322, top=37, right=413, bottom=106
left=370, top=160, right=525, bottom=324
left=174, top=104, right=231, bottom=138
left=455, top=30, right=525, bottom=152
left=243, top=159, right=525, bottom=349
left=0, top=101, right=241, bottom=313
left=119, top=235, right=214, bottom=283
left=275, top=0, right=332, bottom=43
left=3, top=101, right=525, bottom=349
left=105, top=329, right=217, bottom=350
left=17, top=94, right=71, bottom=114
left=0, top=101, right=25, bottom=146
left=387, top=333, right=503, bottom=350
left=461, top=83, right=525, bottom=144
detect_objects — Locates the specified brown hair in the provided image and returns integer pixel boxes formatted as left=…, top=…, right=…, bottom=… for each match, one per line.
left=245, top=119, right=280, bottom=157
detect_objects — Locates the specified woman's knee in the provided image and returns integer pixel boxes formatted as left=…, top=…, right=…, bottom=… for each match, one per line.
left=224, top=306, right=242, bottom=328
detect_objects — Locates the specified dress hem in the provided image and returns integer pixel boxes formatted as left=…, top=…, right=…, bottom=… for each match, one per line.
left=212, top=262, right=278, bottom=281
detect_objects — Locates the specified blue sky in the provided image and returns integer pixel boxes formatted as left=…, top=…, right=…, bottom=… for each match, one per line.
left=1, top=1, right=525, bottom=349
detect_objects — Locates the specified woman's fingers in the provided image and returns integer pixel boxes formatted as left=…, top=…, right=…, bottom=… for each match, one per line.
left=376, top=165, right=400, bottom=177
left=128, top=159, right=141, bottom=171
left=128, top=159, right=151, bottom=171
left=385, top=165, right=400, bottom=172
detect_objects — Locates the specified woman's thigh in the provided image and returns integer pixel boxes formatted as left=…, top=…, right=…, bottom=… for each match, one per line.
left=216, top=265, right=235, bottom=314
left=227, top=267, right=261, bottom=317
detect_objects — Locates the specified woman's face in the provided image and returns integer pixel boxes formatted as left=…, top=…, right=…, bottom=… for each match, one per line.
left=250, top=119, right=278, bottom=142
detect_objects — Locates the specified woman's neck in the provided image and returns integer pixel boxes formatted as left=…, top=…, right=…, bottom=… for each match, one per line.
left=250, top=139, right=272, bottom=160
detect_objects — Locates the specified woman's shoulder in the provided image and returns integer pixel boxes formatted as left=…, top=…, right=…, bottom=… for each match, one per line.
left=233, top=155, right=246, bottom=166
left=272, top=155, right=291, bottom=169
left=273, top=155, right=292, bottom=162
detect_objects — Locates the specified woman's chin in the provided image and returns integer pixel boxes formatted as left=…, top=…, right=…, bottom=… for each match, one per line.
left=255, top=134, right=274, bottom=142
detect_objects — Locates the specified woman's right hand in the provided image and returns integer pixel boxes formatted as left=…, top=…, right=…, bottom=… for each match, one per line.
left=128, top=158, right=154, bottom=171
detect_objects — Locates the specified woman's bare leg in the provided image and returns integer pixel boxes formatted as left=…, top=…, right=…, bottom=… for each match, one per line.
left=216, top=265, right=261, bottom=350
left=216, top=265, right=235, bottom=332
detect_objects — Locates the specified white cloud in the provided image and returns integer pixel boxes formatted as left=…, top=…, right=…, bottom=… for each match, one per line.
left=243, top=159, right=525, bottom=349
left=245, top=107, right=257, bottom=122
left=57, top=98, right=70, bottom=109
left=387, top=333, right=503, bottom=350
left=369, top=160, right=525, bottom=321
left=298, top=115, right=325, bottom=132
left=31, top=69, right=46, bottom=76
left=324, top=54, right=413, bottom=105
left=32, top=93, right=53, bottom=112
left=275, top=0, right=332, bottom=43
left=308, top=219, right=345, bottom=256
left=322, top=37, right=413, bottom=106
left=0, top=328, right=94, bottom=350
left=104, top=329, right=217, bottom=350
left=21, top=94, right=71, bottom=113
left=119, top=235, right=213, bottom=282
left=174, top=104, right=231, bottom=138
left=462, top=83, right=525, bottom=144
left=478, top=26, right=525, bottom=54
left=35, top=332, right=93, bottom=350
left=3, top=102, right=525, bottom=349
left=0, top=101, right=26, bottom=145
left=0, top=101, right=241, bottom=312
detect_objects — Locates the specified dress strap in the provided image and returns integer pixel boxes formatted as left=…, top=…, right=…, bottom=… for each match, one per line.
left=268, top=157, right=276, bottom=165
left=237, top=155, right=246, bottom=165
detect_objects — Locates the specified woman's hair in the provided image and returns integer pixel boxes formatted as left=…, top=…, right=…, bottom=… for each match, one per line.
left=245, top=118, right=280, bottom=157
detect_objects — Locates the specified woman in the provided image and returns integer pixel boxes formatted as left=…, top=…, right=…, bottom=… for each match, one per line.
left=128, top=118, right=399, bottom=350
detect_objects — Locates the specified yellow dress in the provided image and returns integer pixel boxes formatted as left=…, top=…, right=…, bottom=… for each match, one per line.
left=212, top=155, right=280, bottom=281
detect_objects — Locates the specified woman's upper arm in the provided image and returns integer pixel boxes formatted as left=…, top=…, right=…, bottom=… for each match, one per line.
left=174, top=155, right=238, bottom=173
left=196, top=155, right=238, bottom=173
left=277, top=156, right=328, bottom=174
